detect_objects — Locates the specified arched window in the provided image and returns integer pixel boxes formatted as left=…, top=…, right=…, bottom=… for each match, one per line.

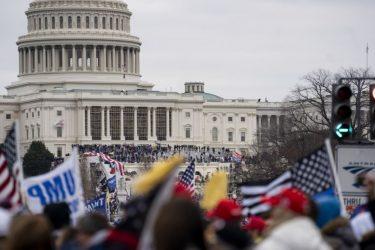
left=102, top=17, right=106, bottom=29
left=121, top=19, right=124, bottom=30
left=77, top=16, right=81, bottom=28
left=59, top=16, right=63, bottom=29
left=116, top=18, right=119, bottom=30
left=86, top=16, right=90, bottom=28
left=94, top=17, right=98, bottom=29
left=212, top=127, right=218, bottom=142
left=68, top=16, right=72, bottom=28
left=44, top=17, right=48, bottom=29
left=52, top=17, right=55, bottom=29
left=33, top=18, right=36, bottom=30
left=110, top=17, right=113, bottom=29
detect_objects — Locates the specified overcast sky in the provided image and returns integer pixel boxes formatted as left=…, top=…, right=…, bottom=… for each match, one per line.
left=1, top=0, right=375, bottom=101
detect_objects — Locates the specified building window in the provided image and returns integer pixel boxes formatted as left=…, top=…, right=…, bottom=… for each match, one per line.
left=52, top=17, right=55, bottom=29
left=102, top=17, right=106, bottom=29
left=57, top=110, right=62, bottom=116
left=212, top=117, right=217, bottom=122
left=185, top=112, right=190, bottom=118
left=228, top=117, right=233, bottom=122
left=137, top=107, right=148, bottom=141
left=94, top=17, right=98, bottom=29
left=59, top=16, right=63, bottom=28
left=241, top=132, right=246, bottom=142
left=68, top=16, right=72, bottom=28
left=37, top=126, right=40, bottom=138
left=86, top=16, right=90, bottom=28
left=32, top=127, right=35, bottom=139
left=110, top=107, right=121, bottom=140
left=44, top=17, right=48, bottom=29
left=241, top=117, right=246, bottom=122
left=77, top=16, right=81, bottom=28
left=91, top=106, right=102, bottom=140
left=116, top=18, right=119, bottom=30
left=26, top=128, right=29, bottom=140
left=228, top=131, right=233, bottom=142
left=5, top=114, right=11, bottom=120
left=32, top=112, right=34, bottom=118
left=26, top=113, right=28, bottom=119
left=85, top=108, right=88, bottom=136
left=156, top=107, right=167, bottom=141
left=212, top=127, right=218, bottom=142
left=37, top=111, right=40, bottom=117
left=57, top=147, right=62, bottom=158
left=38, top=18, right=41, bottom=30
left=124, top=107, right=134, bottom=140
left=57, top=127, right=63, bottom=138
left=34, top=18, right=36, bottom=30
left=110, top=17, right=113, bottom=29
left=185, top=127, right=191, bottom=139
left=121, top=19, right=124, bottom=30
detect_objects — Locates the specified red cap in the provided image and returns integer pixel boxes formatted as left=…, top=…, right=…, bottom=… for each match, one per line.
left=243, top=216, right=266, bottom=233
left=206, top=199, right=242, bottom=221
left=265, top=188, right=309, bottom=215
left=173, top=183, right=193, bottom=200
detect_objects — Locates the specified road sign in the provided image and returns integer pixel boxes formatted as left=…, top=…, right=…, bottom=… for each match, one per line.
left=336, top=145, right=375, bottom=214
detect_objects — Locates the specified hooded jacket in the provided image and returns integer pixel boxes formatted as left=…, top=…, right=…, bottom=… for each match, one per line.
left=255, top=217, right=331, bottom=250
left=321, top=217, right=359, bottom=250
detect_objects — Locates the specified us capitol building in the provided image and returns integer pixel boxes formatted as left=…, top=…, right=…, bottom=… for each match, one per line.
left=0, top=0, right=285, bottom=157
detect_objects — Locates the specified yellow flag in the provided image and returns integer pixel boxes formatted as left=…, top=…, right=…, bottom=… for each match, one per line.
left=133, top=156, right=184, bottom=196
left=200, top=172, right=228, bottom=211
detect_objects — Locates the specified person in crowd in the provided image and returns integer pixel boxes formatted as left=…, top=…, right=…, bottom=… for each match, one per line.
left=255, top=188, right=331, bottom=250
left=205, top=199, right=252, bottom=250
left=6, top=214, right=54, bottom=250
left=43, top=202, right=71, bottom=241
left=75, top=213, right=110, bottom=249
left=360, top=172, right=375, bottom=250
left=243, top=216, right=266, bottom=244
left=0, top=208, right=11, bottom=250
left=154, top=198, right=207, bottom=250
left=314, top=194, right=359, bottom=250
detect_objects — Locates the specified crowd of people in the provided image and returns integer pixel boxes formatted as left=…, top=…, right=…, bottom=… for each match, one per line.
left=0, top=167, right=374, bottom=250
left=75, top=144, right=238, bottom=164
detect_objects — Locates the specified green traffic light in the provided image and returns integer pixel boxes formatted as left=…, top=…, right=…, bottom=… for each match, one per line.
left=335, top=123, right=353, bottom=138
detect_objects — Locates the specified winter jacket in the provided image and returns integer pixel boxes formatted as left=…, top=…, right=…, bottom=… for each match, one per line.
left=255, top=217, right=331, bottom=250
left=321, top=217, right=359, bottom=250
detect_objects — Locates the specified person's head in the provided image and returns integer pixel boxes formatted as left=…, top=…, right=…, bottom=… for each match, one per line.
left=76, top=213, right=109, bottom=248
left=206, top=199, right=242, bottom=222
left=6, top=215, right=53, bottom=250
left=154, top=198, right=207, bottom=250
left=243, top=216, right=266, bottom=241
left=43, top=202, right=71, bottom=231
left=314, top=195, right=341, bottom=228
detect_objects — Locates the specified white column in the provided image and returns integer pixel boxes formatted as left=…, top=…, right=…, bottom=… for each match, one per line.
left=28, top=48, right=32, bottom=74
left=132, top=49, right=136, bottom=74
left=72, top=45, right=77, bottom=71
left=106, top=107, right=111, bottom=139
left=137, top=49, right=140, bottom=74
left=166, top=108, right=170, bottom=140
left=153, top=108, right=157, bottom=140
left=34, top=47, right=38, bottom=73
left=101, top=107, right=105, bottom=140
left=102, top=46, right=107, bottom=71
left=147, top=107, right=151, bottom=140
left=18, top=49, right=22, bottom=75
left=134, top=107, right=138, bottom=141
left=62, top=45, right=66, bottom=71
left=83, top=45, right=87, bottom=71
left=120, top=107, right=125, bottom=140
left=52, top=46, right=56, bottom=72
left=92, top=46, right=97, bottom=71
left=126, top=48, right=130, bottom=73
left=87, top=106, right=92, bottom=139
left=112, top=47, right=116, bottom=71
left=120, top=47, right=124, bottom=72
left=42, top=46, right=46, bottom=72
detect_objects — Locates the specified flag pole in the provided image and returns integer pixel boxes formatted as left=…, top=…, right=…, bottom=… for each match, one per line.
left=324, top=138, right=347, bottom=217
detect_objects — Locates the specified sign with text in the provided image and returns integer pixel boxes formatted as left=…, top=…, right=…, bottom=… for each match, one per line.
left=23, top=148, right=85, bottom=221
left=86, top=194, right=107, bottom=215
left=336, top=145, right=375, bottom=213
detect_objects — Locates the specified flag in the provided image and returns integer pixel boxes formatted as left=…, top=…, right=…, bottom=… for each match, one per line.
left=241, top=145, right=334, bottom=216
left=0, top=122, right=22, bottom=207
left=233, top=151, right=242, bottom=163
left=178, top=160, right=196, bottom=194
left=84, top=152, right=125, bottom=176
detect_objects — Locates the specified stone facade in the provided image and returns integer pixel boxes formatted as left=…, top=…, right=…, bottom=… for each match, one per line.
left=0, top=0, right=285, bottom=157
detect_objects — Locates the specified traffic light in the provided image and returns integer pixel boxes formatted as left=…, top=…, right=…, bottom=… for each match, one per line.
left=370, top=84, right=375, bottom=139
left=331, top=84, right=353, bottom=140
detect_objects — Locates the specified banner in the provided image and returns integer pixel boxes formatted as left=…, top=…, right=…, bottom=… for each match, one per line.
left=107, top=176, right=117, bottom=193
left=23, top=148, right=85, bottom=222
left=86, top=194, right=107, bottom=215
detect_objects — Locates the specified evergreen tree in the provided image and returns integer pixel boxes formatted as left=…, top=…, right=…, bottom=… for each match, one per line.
left=23, top=141, right=54, bottom=177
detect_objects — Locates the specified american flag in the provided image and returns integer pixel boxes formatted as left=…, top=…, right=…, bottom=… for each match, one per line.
left=0, top=122, right=22, bottom=207
left=178, top=160, right=196, bottom=194
left=83, top=152, right=125, bottom=176
left=233, top=151, right=242, bottom=163
left=241, top=145, right=334, bottom=216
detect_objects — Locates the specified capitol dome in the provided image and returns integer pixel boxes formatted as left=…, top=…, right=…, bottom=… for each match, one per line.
left=11, top=0, right=148, bottom=95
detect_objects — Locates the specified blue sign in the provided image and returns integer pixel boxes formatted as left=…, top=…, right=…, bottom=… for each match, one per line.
left=86, top=194, right=107, bottom=215
left=107, top=176, right=116, bottom=193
